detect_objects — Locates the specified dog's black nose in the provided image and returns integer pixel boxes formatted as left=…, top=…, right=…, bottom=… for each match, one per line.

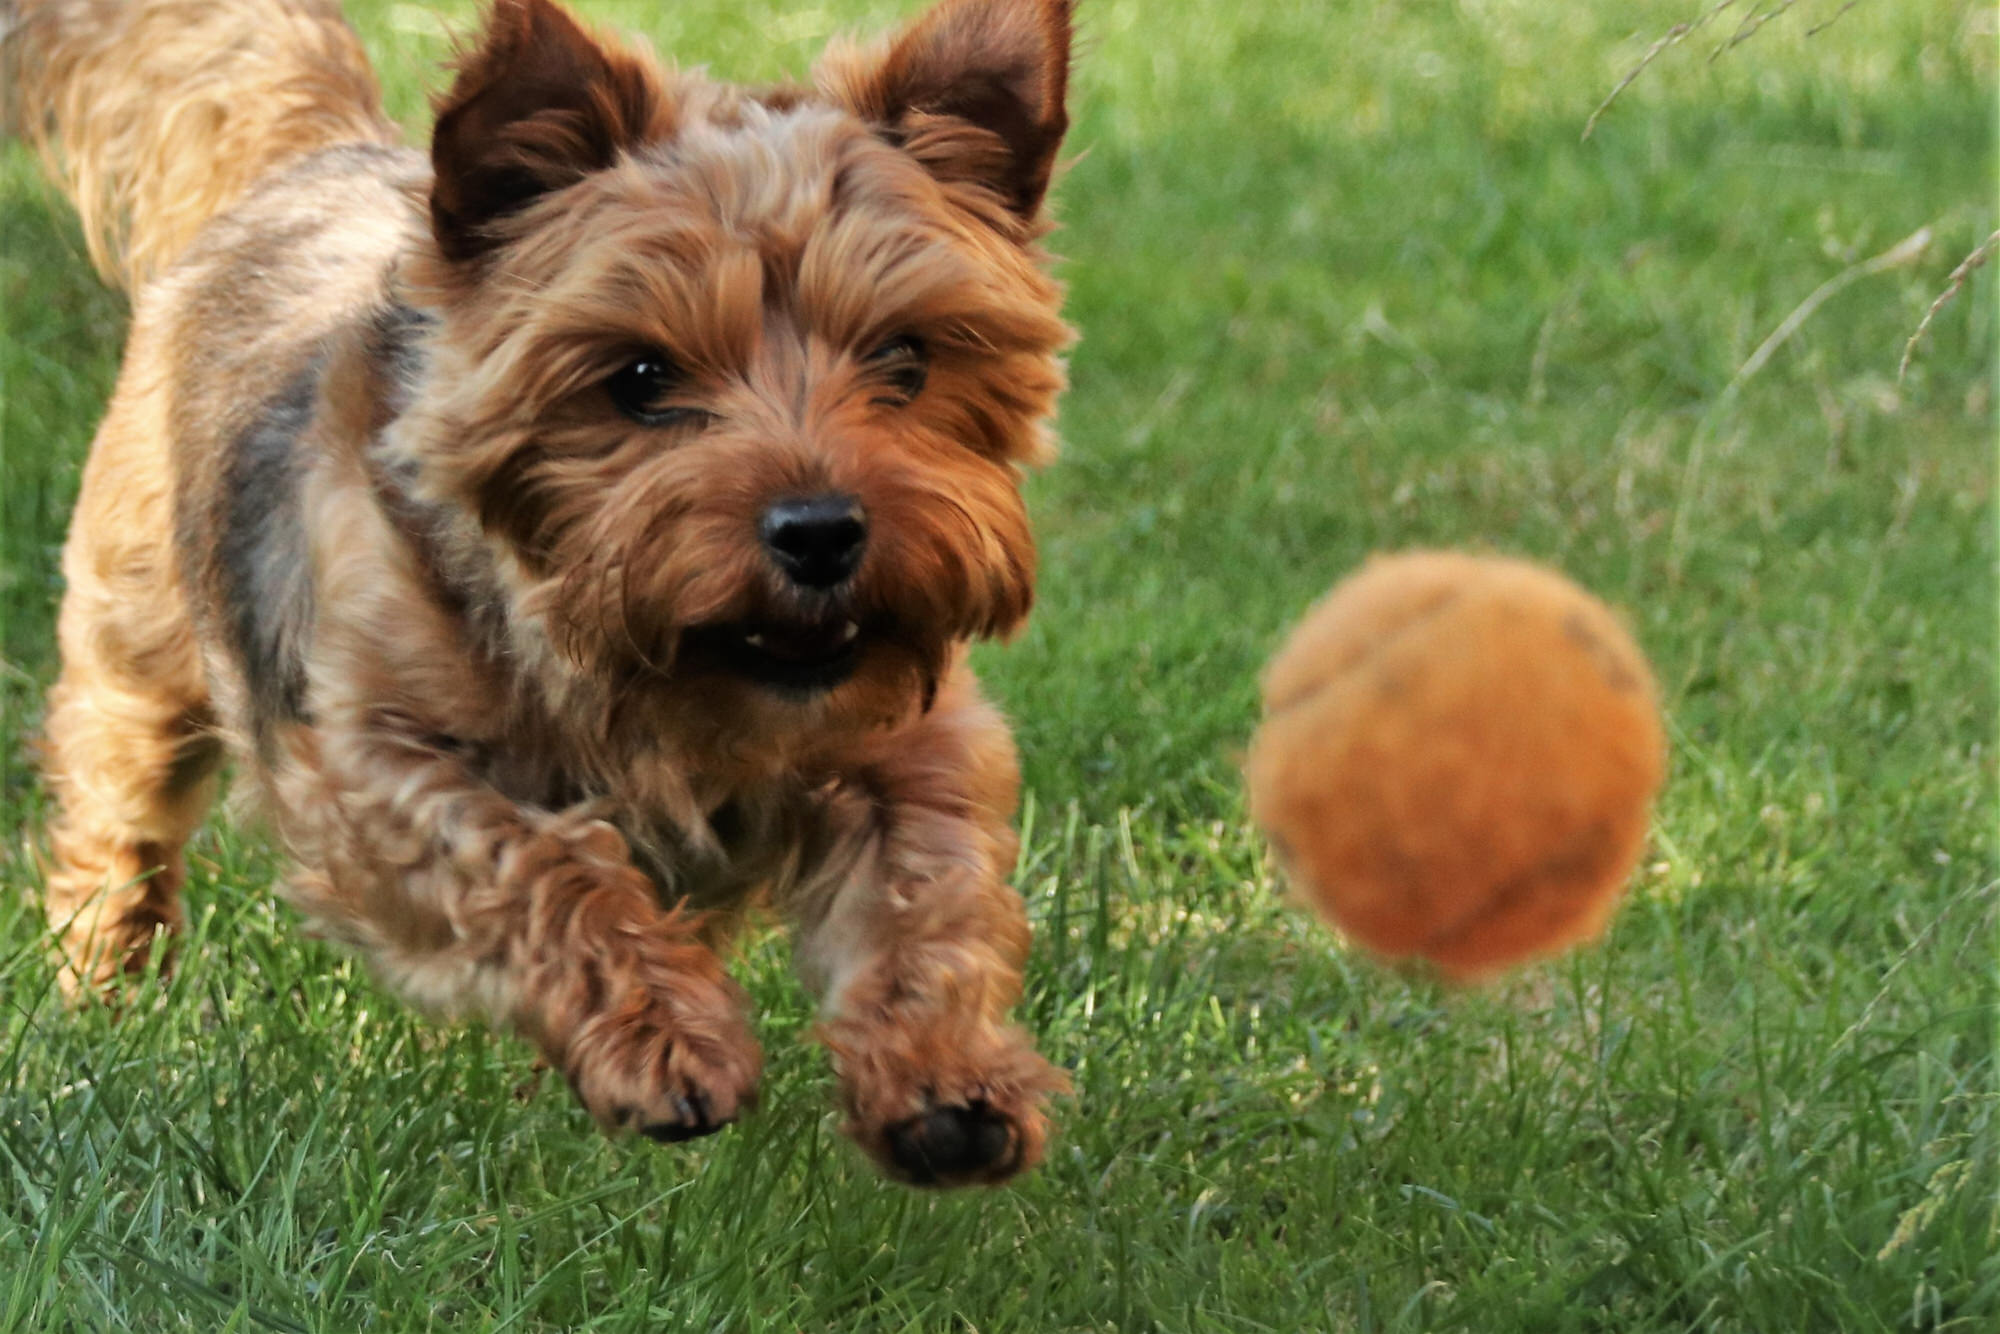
left=760, top=495, right=867, bottom=589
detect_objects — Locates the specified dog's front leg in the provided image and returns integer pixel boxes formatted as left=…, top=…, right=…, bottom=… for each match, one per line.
left=785, top=668, right=1066, bottom=1186
left=279, top=727, right=761, bottom=1143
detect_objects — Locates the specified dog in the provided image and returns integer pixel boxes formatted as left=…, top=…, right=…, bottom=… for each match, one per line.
left=6, top=0, right=1075, bottom=1188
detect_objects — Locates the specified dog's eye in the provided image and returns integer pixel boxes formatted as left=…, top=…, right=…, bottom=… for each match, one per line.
left=606, top=355, right=708, bottom=428
left=864, top=335, right=928, bottom=405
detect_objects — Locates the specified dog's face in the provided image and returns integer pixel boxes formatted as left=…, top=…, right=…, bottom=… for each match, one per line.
left=403, top=0, right=1072, bottom=732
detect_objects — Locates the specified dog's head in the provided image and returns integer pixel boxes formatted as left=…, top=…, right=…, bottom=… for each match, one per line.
left=401, top=0, right=1072, bottom=735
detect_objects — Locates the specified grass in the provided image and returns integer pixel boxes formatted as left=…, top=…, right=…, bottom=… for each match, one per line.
left=1, top=0, right=1994, bottom=1329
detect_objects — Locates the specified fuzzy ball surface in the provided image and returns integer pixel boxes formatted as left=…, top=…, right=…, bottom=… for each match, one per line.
left=1245, top=551, right=1666, bottom=979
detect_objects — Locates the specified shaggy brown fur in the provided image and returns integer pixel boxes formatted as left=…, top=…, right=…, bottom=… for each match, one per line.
left=8, top=0, right=1074, bottom=1187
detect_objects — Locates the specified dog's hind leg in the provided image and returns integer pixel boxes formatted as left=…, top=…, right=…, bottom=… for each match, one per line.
left=39, top=399, right=221, bottom=995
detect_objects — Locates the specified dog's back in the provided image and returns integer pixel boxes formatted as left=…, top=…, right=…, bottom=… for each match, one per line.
left=6, top=0, right=398, bottom=288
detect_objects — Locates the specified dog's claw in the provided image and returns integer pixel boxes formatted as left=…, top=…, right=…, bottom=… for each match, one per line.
left=641, top=1120, right=708, bottom=1143
left=637, top=1086, right=736, bottom=1143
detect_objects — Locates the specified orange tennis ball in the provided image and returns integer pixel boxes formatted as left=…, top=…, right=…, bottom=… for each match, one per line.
left=1245, top=551, right=1665, bottom=979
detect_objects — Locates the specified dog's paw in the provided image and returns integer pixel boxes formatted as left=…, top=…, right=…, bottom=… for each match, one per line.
left=886, top=1098, right=1024, bottom=1185
left=827, top=1017, right=1067, bottom=1188
left=563, top=989, right=762, bottom=1146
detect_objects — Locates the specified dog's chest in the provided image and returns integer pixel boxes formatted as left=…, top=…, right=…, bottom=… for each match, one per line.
left=623, top=792, right=803, bottom=912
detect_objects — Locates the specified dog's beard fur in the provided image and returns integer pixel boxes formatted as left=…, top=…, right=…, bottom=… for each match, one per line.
left=386, top=7, right=1071, bottom=770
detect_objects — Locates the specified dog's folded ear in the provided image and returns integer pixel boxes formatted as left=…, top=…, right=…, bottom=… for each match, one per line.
left=430, top=0, right=670, bottom=261
left=820, top=0, right=1073, bottom=222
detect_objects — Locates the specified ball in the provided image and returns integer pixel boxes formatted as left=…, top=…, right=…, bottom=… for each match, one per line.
left=1244, top=550, right=1665, bottom=979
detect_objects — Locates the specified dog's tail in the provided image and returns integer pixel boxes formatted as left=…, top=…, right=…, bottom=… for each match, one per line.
left=3, top=0, right=398, bottom=290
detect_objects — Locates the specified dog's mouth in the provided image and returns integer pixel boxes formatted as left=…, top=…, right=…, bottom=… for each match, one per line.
left=680, top=616, right=868, bottom=694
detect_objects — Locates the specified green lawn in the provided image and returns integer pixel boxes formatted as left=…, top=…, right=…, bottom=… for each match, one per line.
left=2, top=1, right=1995, bottom=1329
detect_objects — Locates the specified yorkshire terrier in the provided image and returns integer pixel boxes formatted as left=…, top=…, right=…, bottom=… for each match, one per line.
left=7, top=0, right=1074, bottom=1187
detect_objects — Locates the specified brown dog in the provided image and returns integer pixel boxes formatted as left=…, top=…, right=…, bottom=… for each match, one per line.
left=7, top=0, right=1074, bottom=1187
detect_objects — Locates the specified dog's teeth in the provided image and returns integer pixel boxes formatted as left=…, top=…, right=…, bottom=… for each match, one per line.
left=744, top=633, right=766, bottom=649
left=840, top=621, right=860, bottom=643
